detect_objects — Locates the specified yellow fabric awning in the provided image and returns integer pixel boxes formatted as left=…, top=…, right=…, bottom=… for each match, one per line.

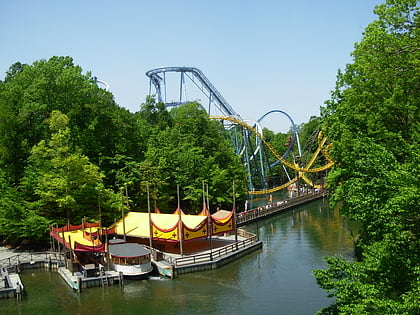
left=60, top=227, right=101, bottom=249
left=112, top=211, right=230, bottom=241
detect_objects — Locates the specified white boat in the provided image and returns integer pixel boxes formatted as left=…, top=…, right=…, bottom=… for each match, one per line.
left=108, top=239, right=153, bottom=279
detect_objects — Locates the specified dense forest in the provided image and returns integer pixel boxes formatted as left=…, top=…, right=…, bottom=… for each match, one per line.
left=0, top=57, right=253, bottom=244
left=0, top=56, right=318, bottom=246
left=314, top=0, right=419, bottom=314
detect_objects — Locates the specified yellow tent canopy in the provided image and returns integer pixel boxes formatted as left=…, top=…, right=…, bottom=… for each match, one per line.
left=112, top=210, right=235, bottom=242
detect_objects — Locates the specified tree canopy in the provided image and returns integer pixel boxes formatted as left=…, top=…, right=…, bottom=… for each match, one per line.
left=314, top=0, right=419, bottom=313
left=0, top=57, right=248, bottom=244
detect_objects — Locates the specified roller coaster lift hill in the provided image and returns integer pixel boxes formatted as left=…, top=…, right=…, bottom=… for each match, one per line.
left=145, top=67, right=333, bottom=195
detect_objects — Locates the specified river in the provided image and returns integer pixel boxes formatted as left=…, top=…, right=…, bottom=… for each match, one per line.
left=1, top=199, right=359, bottom=315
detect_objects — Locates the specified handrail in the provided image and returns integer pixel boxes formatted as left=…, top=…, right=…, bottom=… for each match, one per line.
left=0, top=251, right=65, bottom=271
left=173, top=231, right=258, bottom=266
left=236, top=191, right=325, bottom=225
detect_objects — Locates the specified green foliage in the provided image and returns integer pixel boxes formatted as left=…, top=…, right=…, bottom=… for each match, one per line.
left=0, top=170, right=50, bottom=243
left=315, top=0, right=420, bottom=313
left=315, top=233, right=420, bottom=314
left=0, top=56, right=141, bottom=184
left=22, top=110, right=120, bottom=226
left=296, top=116, right=326, bottom=184
left=0, top=59, right=248, bottom=244
left=144, top=102, right=246, bottom=212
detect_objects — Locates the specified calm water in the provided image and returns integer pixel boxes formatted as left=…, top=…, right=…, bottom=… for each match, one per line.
left=1, top=199, right=358, bottom=315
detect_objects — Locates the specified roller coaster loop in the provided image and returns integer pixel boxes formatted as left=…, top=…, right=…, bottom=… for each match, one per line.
left=209, top=115, right=334, bottom=195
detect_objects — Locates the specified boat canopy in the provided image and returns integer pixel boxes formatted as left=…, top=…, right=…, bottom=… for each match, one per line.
left=108, top=243, right=150, bottom=258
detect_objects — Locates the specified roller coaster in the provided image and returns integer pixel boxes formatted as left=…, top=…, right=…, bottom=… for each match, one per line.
left=146, top=67, right=333, bottom=195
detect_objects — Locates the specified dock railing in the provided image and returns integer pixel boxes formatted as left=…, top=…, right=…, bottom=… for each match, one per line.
left=236, top=190, right=326, bottom=226
left=0, top=251, right=65, bottom=273
left=170, top=229, right=259, bottom=267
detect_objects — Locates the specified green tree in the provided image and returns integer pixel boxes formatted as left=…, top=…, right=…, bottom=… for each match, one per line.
left=0, top=170, right=50, bottom=244
left=0, top=56, right=141, bottom=184
left=262, top=128, right=294, bottom=187
left=138, top=95, right=173, bottom=131
left=315, top=1, right=419, bottom=313
left=22, top=110, right=119, bottom=225
left=297, top=116, right=328, bottom=185
left=144, top=102, right=246, bottom=212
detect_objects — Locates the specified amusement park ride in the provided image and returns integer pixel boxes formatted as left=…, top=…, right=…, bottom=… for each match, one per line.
left=145, top=67, right=333, bottom=195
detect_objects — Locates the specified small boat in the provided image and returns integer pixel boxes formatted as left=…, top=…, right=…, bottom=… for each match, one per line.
left=108, top=239, right=153, bottom=279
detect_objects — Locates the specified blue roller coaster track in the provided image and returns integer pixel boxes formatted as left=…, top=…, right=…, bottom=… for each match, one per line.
left=146, top=67, right=320, bottom=193
left=146, top=67, right=239, bottom=118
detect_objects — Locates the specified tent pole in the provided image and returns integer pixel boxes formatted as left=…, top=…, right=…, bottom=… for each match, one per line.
left=105, top=228, right=110, bottom=271
left=125, top=184, right=130, bottom=208
left=202, top=181, right=206, bottom=214
left=233, top=180, right=238, bottom=249
left=154, top=183, right=158, bottom=212
left=177, top=184, right=183, bottom=257
left=57, top=224, right=61, bottom=260
left=147, top=185, right=153, bottom=249
left=206, top=184, right=213, bottom=260
left=62, top=228, right=67, bottom=269
left=121, top=188, right=126, bottom=241
left=90, top=224, right=94, bottom=252
left=68, top=235, right=73, bottom=275
left=98, top=188, right=102, bottom=229
left=49, top=225, right=54, bottom=252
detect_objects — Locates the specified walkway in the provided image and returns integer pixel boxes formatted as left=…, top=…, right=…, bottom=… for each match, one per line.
left=237, top=190, right=326, bottom=226
left=151, top=229, right=262, bottom=278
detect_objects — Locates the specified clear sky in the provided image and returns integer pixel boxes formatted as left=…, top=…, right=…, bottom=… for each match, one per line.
left=1, top=0, right=383, bottom=132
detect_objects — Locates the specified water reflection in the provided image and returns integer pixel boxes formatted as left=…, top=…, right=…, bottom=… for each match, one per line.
left=1, top=199, right=358, bottom=315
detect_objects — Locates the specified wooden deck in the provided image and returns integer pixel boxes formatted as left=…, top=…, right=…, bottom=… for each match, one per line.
left=150, top=229, right=262, bottom=278
left=0, top=252, right=64, bottom=299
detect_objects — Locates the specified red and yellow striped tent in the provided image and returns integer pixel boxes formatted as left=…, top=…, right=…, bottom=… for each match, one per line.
left=112, top=209, right=235, bottom=242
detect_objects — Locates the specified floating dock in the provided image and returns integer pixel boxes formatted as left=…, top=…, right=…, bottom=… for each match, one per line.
left=0, top=252, right=63, bottom=299
left=0, top=271, right=24, bottom=299
left=57, top=267, right=123, bottom=292
left=1, top=192, right=324, bottom=297
left=151, top=230, right=262, bottom=278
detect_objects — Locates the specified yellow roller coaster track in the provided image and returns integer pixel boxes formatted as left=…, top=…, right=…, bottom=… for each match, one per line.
left=209, top=115, right=334, bottom=195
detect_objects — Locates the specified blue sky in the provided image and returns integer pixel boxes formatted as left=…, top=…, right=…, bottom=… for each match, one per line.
left=1, top=0, right=383, bottom=132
